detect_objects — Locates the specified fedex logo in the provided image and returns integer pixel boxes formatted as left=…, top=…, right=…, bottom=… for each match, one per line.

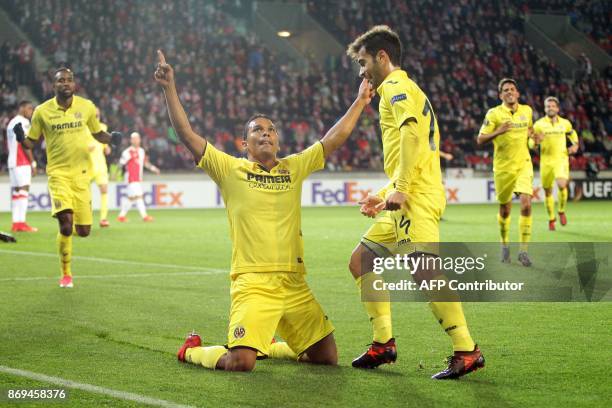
left=28, top=191, right=52, bottom=210
left=116, top=184, right=184, bottom=207
left=312, top=182, right=371, bottom=205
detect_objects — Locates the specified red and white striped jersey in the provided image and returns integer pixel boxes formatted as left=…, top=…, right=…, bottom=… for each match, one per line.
left=120, top=146, right=145, bottom=183
left=6, top=115, right=31, bottom=168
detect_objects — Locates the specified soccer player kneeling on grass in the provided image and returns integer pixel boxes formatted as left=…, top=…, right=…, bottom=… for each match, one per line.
left=155, top=50, right=374, bottom=371
left=17, top=68, right=123, bottom=288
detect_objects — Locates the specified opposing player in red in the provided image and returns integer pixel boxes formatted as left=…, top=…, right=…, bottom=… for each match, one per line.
left=6, top=100, right=38, bottom=232
left=117, top=132, right=160, bottom=222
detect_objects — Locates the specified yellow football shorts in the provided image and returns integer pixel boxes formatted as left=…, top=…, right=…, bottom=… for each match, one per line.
left=227, top=272, right=334, bottom=357
left=362, top=191, right=445, bottom=256
left=91, top=168, right=109, bottom=185
left=494, top=159, right=534, bottom=204
left=540, top=158, right=569, bottom=189
left=48, top=175, right=93, bottom=225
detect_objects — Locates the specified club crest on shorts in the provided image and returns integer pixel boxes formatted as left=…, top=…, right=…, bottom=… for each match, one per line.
left=54, top=199, right=62, bottom=209
left=233, top=325, right=246, bottom=339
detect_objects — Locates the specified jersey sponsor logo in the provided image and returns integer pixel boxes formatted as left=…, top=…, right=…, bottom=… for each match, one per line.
left=246, top=172, right=291, bottom=184
left=233, top=326, right=246, bottom=339
left=390, top=94, right=407, bottom=105
left=246, top=172, right=292, bottom=191
left=50, top=120, right=84, bottom=131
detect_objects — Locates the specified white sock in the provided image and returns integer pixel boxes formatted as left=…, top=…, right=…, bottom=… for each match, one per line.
left=119, top=199, right=132, bottom=217
left=17, top=189, right=29, bottom=222
left=136, top=198, right=147, bottom=218
left=11, top=192, right=20, bottom=223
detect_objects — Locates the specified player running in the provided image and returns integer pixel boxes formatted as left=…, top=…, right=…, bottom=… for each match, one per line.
left=347, top=26, right=483, bottom=379
left=6, top=100, right=37, bottom=232
left=478, top=78, right=535, bottom=267
left=117, top=132, right=160, bottom=223
left=155, top=49, right=373, bottom=372
left=15, top=68, right=122, bottom=288
left=533, top=97, right=579, bottom=230
left=88, top=108, right=112, bottom=227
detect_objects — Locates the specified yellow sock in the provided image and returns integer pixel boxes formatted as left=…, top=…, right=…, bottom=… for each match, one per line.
left=497, top=214, right=510, bottom=245
left=357, top=273, right=392, bottom=343
left=519, top=215, right=532, bottom=252
left=268, top=341, right=298, bottom=360
left=100, top=192, right=109, bottom=220
left=57, top=233, right=72, bottom=277
left=185, top=346, right=226, bottom=370
left=429, top=302, right=475, bottom=352
left=558, top=188, right=568, bottom=213
left=544, top=195, right=555, bottom=221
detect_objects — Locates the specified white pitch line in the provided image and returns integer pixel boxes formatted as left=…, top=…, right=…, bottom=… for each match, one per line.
left=0, top=270, right=225, bottom=282
left=0, top=249, right=225, bottom=272
left=0, top=365, right=196, bottom=408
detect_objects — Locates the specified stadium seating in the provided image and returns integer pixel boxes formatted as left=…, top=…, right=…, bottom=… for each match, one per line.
left=0, top=0, right=610, bottom=172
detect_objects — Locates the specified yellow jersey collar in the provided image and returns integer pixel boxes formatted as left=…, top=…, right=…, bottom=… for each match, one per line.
left=376, top=69, right=408, bottom=94
left=52, top=96, right=74, bottom=111
left=500, top=103, right=520, bottom=114
left=544, top=115, right=560, bottom=124
left=249, top=159, right=281, bottom=173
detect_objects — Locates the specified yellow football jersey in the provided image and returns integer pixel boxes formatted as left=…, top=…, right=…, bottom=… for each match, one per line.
left=533, top=115, right=577, bottom=162
left=480, top=103, right=533, bottom=173
left=89, top=122, right=109, bottom=173
left=29, top=95, right=102, bottom=177
left=198, top=142, right=325, bottom=276
left=376, top=70, right=443, bottom=195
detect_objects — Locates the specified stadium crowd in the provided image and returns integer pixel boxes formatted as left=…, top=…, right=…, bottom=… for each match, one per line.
left=1, top=0, right=610, bottom=173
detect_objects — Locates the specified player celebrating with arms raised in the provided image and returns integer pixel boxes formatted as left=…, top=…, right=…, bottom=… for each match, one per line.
left=15, top=68, right=122, bottom=288
left=347, top=26, right=483, bottom=379
left=155, top=49, right=373, bottom=372
left=533, top=97, right=579, bottom=230
left=6, top=100, right=37, bottom=232
left=478, top=78, right=535, bottom=266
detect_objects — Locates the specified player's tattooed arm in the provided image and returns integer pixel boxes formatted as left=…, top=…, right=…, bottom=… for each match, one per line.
left=320, top=78, right=373, bottom=158
left=154, top=49, right=207, bottom=162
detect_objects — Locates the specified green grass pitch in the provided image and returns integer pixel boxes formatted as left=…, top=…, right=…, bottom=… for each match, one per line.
left=0, top=202, right=610, bottom=407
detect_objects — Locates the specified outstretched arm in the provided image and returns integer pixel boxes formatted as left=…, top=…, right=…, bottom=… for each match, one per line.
left=320, top=78, right=373, bottom=158
left=155, top=49, right=207, bottom=161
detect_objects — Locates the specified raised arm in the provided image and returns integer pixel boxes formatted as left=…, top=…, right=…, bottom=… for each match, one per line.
left=154, top=49, right=207, bottom=161
left=320, top=78, right=373, bottom=158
